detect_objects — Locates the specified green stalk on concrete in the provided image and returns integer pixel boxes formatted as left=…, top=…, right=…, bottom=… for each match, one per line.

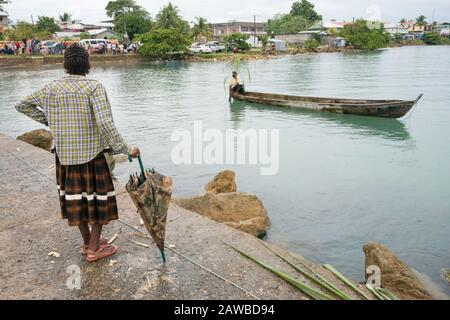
left=323, top=264, right=371, bottom=300
left=376, top=287, right=399, bottom=300
left=366, top=285, right=399, bottom=300
left=225, top=243, right=334, bottom=300
left=262, top=243, right=352, bottom=300
left=365, top=284, right=386, bottom=300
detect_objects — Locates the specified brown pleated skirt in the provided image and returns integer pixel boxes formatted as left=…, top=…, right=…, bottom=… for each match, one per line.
left=55, top=153, right=119, bottom=226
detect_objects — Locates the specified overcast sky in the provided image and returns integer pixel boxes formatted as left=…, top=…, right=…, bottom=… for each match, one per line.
left=4, top=0, right=450, bottom=24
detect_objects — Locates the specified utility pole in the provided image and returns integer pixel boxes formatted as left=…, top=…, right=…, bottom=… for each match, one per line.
left=30, top=15, right=34, bottom=24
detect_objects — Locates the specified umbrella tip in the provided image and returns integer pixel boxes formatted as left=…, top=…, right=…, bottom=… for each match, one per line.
left=160, top=249, right=167, bottom=264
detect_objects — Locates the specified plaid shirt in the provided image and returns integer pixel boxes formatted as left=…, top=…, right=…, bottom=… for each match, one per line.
left=15, top=75, right=130, bottom=165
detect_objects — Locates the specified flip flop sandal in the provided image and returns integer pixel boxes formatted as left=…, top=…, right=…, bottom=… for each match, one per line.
left=80, top=238, right=109, bottom=255
left=86, top=245, right=118, bottom=262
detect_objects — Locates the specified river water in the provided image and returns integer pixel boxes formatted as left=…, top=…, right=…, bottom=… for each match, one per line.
left=1, top=45, right=449, bottom=295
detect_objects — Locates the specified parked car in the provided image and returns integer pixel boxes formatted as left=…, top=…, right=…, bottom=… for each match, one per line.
left=205, top=41, right=225, bottom=52
left=80, top=39, right=108, bottom=54
left=189, top=44, right=213, bottom=54
left=41, top=41, right=63, bottom=55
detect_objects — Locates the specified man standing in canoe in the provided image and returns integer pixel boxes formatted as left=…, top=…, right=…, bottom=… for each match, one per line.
left=228, top=71, right=244, bottom=102
left=15, top=44, right=140, bottom=262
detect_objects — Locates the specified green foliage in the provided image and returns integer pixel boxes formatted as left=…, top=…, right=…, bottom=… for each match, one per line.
left=440, top=36, right=450, bottom=45
left=340, top=19, right=390, bottom=50
left=191, top=16, right=210, bottom=41
left=59, top=12, right=72, bottom=23
left=105, top=0, right=138, bottom=18
left=106, top=0, right=151, bottom=40
left=267, top=14, right=309, bottom=35
left=34, top=30, right=52, bottom=40
left=259, top=34, right=269, bottom=48
left=36, top=16, right=61, bottom=34
left=423, top=33, right=441, bottom=45
left=415, top=15, right=427, bottom=26
left=155, top=2, right=189, bottom=35
left=139, top=28, right=191, bottom=59
left=224, top=33, right=250, bottom=51
left=267, top=0, right=321, bottom=35
left=328, top=28, right=338, bottom=37
left=304, top=39, right=320, bottom=50
left=79, top=32, right=90, bottom=40
left=4, top=21, right=35, bottom=40
left=114, top=7, right=152, bottom=40
left=290, top=0, right=322, bottom=21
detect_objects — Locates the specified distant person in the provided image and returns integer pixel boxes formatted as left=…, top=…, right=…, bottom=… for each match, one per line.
left=228, top=71, right=244, bottom=102
left=15, top=44, right=140, bottom=262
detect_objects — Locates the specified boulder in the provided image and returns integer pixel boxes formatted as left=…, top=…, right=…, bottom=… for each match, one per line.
left=17, top=129, right=53, bottom=152
left=363, top=242, right=433, bottom=300
left=174, top=192, right=270, bottom=238
left=205, top=170, right=237, bottom=194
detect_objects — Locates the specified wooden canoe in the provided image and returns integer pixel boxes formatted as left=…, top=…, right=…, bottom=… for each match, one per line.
left=232, top=91, right=423, bottom=118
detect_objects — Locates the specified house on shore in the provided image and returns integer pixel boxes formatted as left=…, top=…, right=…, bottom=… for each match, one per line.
left=275, top=30, right=324, bottom=45
left=87, top=28, right=117, bottom=39
left=384, top=23, right=409, bottom=38
left=211, top=21, right=266, bottom=38
left=54, top=20, right=117, bottom=40
left=434, top=22, right=450, bottom=36
left=323, top=20, right=345, bottom=32
left=274, top=20, right=347, bottom=48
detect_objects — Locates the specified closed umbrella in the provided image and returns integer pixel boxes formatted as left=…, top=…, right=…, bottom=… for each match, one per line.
left=125, top=155, right=172, bottom=263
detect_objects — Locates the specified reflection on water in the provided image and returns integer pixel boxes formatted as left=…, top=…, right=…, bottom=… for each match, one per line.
left=230, top=100, right=413, bottom=142
left=1, top=46, right=449, bottom=295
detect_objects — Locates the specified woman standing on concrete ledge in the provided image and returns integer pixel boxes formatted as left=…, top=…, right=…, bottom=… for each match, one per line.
left=15, top=44, right=141, bottom=262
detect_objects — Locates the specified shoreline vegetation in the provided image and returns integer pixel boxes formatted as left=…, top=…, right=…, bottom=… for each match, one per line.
left=2, top=0, right=449, bottom=64
left=1, top=42, right=448, bottom=68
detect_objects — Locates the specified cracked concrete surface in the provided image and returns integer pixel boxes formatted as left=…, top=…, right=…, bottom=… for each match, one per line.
left=0, top=133, right=369, bottom=300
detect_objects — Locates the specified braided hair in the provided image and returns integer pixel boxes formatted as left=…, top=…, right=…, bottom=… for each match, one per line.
left=64, top=44, right=91, bottom=76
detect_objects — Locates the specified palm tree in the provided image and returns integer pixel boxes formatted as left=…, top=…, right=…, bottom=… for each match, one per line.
left=59, top=12, right=72, bottom=23
left=191, top=17, right=210, bottom=41
left=415, top=15, right=427, bottom=26
left=400, top=18, right=407, bottom=24
left=155, top=2, right=181, bottom=29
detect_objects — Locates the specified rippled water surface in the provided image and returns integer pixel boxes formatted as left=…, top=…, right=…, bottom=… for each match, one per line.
left=1, top=46, right=449, bottom=295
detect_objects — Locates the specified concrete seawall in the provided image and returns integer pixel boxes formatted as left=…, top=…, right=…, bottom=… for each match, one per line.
left=0, top=133, right=370, bottom=300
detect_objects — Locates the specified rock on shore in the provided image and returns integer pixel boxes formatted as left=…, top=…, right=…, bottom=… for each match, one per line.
left=363, top=242, right=433, bottom=300
left=174, top=192, right=270, bottom=238
left=17, top=129, right=53, bottom=152
left=175, top=170, right=271, bottom=238
left=205, top=170, right=237, bottom=194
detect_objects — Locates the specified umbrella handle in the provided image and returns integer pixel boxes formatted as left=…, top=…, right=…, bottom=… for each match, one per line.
left=128, top=155, right=146, bottom=179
